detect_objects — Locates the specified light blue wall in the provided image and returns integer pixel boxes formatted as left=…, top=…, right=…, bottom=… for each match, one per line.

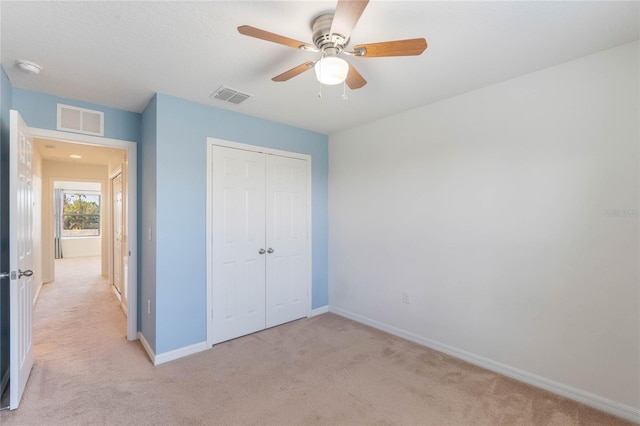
left=153, top=94, right=328, bottom=354
left=3, top=85, right=329, bottom=358
left=11, top=89, right=141, bottom=142
left=140, top=95, right=157, bottom=349
left=0, top=66, right=12, bottom=390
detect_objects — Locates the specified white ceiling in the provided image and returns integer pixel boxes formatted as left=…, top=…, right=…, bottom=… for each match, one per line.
left=1, top=1, right=638, bottom=135
left=34, top=137, right=126, bottom=167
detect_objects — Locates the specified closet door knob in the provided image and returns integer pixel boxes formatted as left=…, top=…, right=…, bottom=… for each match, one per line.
left=258, top=248, right=266, bottom=255
left=267, top=248, right=274, bottom=254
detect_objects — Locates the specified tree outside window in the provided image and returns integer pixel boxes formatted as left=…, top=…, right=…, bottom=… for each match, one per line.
left=62, top=192, right=101, bottom=237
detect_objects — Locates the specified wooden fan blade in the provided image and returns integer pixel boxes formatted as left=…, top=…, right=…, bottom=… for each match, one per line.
left=238, top=25, right=314, bottom=50
left=272, top=61, right=316, bottom=82
left=330, top=0, right=369, bottom=41
left=353, top=38, right=428, bottom=57
left=346, top=64, right=367, bottom=90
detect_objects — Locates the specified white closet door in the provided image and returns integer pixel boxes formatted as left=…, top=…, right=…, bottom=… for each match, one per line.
left=265, top=154, right=309, bottom=328
left=211, top=146, right=266, bottom=344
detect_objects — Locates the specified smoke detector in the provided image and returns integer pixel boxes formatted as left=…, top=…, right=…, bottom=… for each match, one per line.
left=16, top=60, right=42, bottom=74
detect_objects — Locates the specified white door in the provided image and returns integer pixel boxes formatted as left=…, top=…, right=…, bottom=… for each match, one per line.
left=9, top=110, right=34, bottom=409
left=265, top=154, right=309, bottom=328
left=112, top=172, right=124, bottom=297
left=209, top=144, right=310, bottom=345
left=211, top=146, right=266, bottom=344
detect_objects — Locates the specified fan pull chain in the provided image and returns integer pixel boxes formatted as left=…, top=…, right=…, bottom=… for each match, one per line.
left=342, top=80, right=348, bottom=101
left=318, top=57, right=323, bottom=98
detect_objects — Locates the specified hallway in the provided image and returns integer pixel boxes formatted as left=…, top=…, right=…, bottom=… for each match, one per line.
left=0, top=256, right=146, bottom=424
left=34, top=256, right=127, bottom=354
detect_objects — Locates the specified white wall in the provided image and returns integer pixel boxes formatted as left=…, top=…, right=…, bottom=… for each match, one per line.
left=60, top=237, right=101, bottom=258
left=329, top=40, right=639, bottom=415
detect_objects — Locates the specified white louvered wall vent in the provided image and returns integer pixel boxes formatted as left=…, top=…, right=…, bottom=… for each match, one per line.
left=57, top=104, right=104, bottom=136
left=210, top=86, right=253, bottom=105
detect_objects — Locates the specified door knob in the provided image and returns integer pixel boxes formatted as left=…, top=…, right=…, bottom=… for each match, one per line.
left=267, top=248, right=274, bottom=254
left=258, top=248, right=266, bottom=255
left=18, top=269, right=33, bottom=278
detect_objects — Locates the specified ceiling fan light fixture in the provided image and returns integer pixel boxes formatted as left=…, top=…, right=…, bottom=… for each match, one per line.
left=314, top=56, right=349, bottom=85
left=238, top=0, right=427, bottom=90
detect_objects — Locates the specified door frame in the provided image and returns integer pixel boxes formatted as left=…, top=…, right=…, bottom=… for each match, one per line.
left=205, top=138, right=312, bottom=348
left=31, top=127, right=138, bottom=341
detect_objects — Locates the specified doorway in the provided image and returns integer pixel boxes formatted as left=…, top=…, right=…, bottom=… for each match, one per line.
left=44, top=154, right=121, bottom=310
left=1, top=114, right=138, bottom=410
left=52, top=180, right=125, bottom=310
left=31, top=128, right=137, bottom=340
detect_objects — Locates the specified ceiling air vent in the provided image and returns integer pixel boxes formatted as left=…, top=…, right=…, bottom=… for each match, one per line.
left=210, top=86, right=253, bottom=105
left=57, top=104, right=104, bottom=136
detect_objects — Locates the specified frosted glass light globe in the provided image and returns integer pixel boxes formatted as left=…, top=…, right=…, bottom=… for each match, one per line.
left=314, top=57, right=349, bottom=85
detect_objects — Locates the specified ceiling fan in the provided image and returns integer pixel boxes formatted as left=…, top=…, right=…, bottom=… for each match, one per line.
left=238, top=0, right=427, bottom=90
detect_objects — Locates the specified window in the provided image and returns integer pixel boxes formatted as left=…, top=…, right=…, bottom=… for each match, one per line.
left=62, top=192, right=101, bottom=237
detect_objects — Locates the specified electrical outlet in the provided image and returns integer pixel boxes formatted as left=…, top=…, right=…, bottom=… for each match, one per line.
left=402, top=291, right=410, bottom=304
left=147, top=299, right=151, bottom=315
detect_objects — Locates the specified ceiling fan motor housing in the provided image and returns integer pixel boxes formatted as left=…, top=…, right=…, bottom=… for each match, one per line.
left=312, top=13, right=348, bottom=54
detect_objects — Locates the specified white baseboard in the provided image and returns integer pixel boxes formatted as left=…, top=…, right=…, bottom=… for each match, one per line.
left=111, top=285, right=122, bottom=302
left=329, top=306, right=640, bottom=424
left=138, top=332, right=155, bottom=364
left=309, top=305, right=329, bottom=317
left=154, top=341, right=208, bottom=366
left=32, top=281, right=43, bottom=307
left=137, top=333, right=214, bottom=366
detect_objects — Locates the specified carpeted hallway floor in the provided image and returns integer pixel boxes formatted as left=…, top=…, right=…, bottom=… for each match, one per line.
left=0, top=256, right=633, bottom=425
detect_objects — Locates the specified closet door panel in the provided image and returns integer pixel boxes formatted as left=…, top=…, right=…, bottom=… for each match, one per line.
left=265, top=154, right=309, bottom=328
left=211, top=146, right=266, bottom=344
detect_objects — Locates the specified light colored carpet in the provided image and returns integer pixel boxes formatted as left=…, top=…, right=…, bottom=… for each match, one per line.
left=0, top=256, right=632, bottom=425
